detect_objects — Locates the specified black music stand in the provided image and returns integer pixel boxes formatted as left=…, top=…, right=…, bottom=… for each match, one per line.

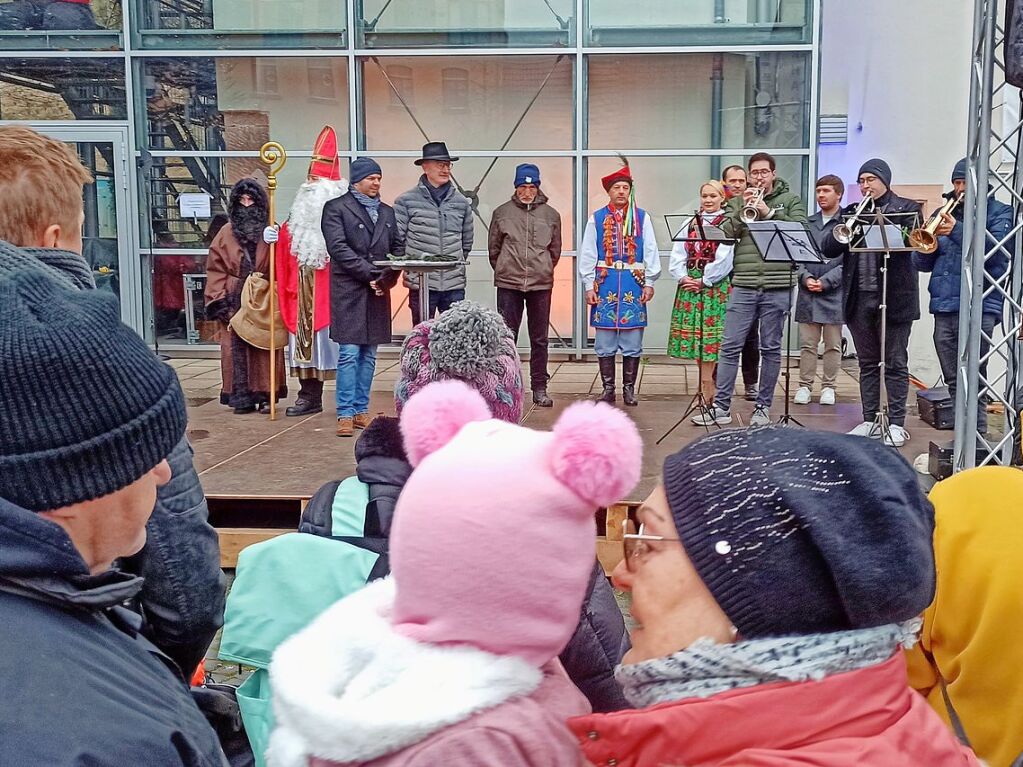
left=845, top=209, right=922, bottom=447
left=746, top=220, right=827, bottom=427
left=657, top=213, right=737, bottom=443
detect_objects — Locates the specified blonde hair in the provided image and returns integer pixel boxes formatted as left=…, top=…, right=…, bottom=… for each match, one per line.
left=0, top=126, right=93, bottom=246
left=700, top=180, right=727, bottom=199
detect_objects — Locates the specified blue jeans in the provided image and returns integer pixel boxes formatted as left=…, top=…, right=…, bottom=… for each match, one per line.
left=409, top=288, right=465, bottom=326
left=714, top=286, right=791, bottom=411
left=594, top=328, right=644, bottom=357
left=336, top=344, right=378, bottom=418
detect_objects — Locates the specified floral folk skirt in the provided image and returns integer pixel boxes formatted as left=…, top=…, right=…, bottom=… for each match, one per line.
left=666, top=269, right=731, bottom=362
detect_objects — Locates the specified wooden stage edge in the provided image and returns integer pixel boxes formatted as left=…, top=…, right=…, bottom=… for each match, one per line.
left=192, top=392, right=949, bottom=568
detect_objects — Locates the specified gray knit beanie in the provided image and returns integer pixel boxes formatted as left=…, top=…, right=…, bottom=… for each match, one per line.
left=0, top=269, right=187, bottom=511
left=394, top=300, right=523, bottom=423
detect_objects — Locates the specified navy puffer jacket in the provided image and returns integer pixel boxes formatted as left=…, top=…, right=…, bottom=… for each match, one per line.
left=913, top=192, right=1013, bottom=316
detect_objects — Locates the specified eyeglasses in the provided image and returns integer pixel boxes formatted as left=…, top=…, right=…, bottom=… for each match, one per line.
left=749, top=169, right=774, bottom=177
left=622, top=519, right=683, bottom=572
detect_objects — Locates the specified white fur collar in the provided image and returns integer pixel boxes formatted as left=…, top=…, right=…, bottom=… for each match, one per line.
left=267, top=578, right=542, bottom=767
left=289, top=179, right=347, bottom=269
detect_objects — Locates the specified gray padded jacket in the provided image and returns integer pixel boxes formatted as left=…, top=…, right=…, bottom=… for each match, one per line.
left=393, top=176, right=474, bottom=292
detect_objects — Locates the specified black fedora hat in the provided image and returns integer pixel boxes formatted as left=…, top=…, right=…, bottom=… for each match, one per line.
left=414, top=141, right=459, bottom=166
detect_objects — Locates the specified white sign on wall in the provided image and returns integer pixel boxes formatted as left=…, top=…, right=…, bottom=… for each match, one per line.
left=179, top=192, right=212, bottom=222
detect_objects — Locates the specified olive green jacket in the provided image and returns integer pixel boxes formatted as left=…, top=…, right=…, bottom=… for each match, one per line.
left=721, top=177, right=808, bottom=289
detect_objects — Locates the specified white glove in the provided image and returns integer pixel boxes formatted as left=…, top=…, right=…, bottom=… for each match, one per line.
left=262, top=225, right=279, bottom=244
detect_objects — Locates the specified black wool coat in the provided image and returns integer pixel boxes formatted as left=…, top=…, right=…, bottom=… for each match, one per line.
left=323, top=193, right=404, bottom=346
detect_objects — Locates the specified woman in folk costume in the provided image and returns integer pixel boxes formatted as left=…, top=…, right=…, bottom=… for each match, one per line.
left=205, top=177, right=287, bottom=413
left=265, top=126, right=348, bottom=417
left=578, top=164, right=660, bottom=407
left=667, top=180, right=735, bottom=399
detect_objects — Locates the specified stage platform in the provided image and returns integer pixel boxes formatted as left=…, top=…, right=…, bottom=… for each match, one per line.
left=176, top=355, right=946, bottom=561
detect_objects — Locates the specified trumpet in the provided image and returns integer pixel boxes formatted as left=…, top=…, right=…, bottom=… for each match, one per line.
left=909, top=193, right=964, bottom=254
left=740, top=187, right=765, bottom=223
left=833, top=195, right=876, bottom=244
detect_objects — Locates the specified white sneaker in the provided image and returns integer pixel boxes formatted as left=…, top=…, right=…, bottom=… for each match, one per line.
left=749, top=406, right=771, bottom=426
left=793, top=386, right=812, bottom=405
left=819, top=387, right=836, bottom=406
left=847, top=421, right=881, bottom=438
left=912, top=453, right=930, bottom=474
left=883, top=425, right=910, bottom=447
left=691, top=405, right=732, bottom=426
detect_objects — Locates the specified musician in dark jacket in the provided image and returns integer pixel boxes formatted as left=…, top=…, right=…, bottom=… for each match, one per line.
left=322, top=157, right=402, bottom=438
left=823, top=158, right=922, bottom=447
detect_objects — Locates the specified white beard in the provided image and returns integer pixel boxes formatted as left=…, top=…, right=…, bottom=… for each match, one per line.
left=289, top=179, right=348, bottom=269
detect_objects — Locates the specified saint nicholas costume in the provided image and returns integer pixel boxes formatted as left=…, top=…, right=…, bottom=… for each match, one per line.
left=578, top=165, right=660, bottom=406
left=274, top=126, right=348, bottom=416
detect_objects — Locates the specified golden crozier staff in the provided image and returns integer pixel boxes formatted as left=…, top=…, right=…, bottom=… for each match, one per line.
left=260, top=141, right=287, bottom=420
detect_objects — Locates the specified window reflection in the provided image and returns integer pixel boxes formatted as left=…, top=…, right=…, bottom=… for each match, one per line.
left=587, top=0, right=810, bottom=46
left=142, top=57, right=349, bottom=152
left=356, top=0, right=573, bottom=48
left=0, top=57, right=126, bottom=119
left=587, top=52, right=810, bottom=151
left=363, top=55, right=573, bottom=151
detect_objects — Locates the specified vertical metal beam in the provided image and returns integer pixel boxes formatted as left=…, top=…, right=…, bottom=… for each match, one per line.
left=957, top=0, right=996, bottom=469
left=574, top=0, right=586, bottom=354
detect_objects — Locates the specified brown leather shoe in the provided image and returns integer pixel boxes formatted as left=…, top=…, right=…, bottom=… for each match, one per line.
left=336, top=417, right=354, bottom=438
left=353, top=412, right=374, bottom=430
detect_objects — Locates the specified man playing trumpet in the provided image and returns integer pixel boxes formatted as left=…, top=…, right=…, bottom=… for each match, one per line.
left=824, top=158, right=921, bottom=446
left=692, top=151, right=807, bottom=427
left=913, top=158, right=1012, bottom=437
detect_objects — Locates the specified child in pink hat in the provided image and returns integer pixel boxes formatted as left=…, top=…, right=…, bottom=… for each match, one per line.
left=268, top=380, right=642, bottom=767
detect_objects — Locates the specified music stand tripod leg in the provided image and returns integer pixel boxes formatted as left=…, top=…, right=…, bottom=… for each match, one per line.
left=776, top=265, right=804, bottom=427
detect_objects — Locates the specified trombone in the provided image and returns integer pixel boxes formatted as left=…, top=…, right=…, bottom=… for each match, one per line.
left=909, top=194, right=964, bottom=254
left=833, top=196, right=876, bottom=245
left=740, top=187, right=765, bottom=223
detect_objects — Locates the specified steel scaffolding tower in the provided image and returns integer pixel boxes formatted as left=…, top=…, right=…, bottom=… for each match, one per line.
left=958, top=0, right=1023, bottom=469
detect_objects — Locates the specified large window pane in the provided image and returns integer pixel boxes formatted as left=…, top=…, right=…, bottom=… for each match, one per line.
left=141, top=58, right=349, bottom=152
left=584, top=155, right=808, bottom=350
left=356, top=0, right=574, bottom=48
left=373, top=156, right=575, bottom=250
left=0, top=0, right=121, bottom=49
left=142, top=153, right=336, bottom=248
left=587, top=0, right=810, bottom=46
left=362, top=55, right=573, bottom=151
left=587, top=52, right=810, bottom=151
left=132, top=0, right=345, bottom=48
left=0, top=57, right=126, bottom=120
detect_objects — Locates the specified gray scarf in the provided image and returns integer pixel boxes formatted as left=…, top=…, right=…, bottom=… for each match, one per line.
left=351, top=190, right=381, bottom=224
left=616, top=620, right=921, bottom=708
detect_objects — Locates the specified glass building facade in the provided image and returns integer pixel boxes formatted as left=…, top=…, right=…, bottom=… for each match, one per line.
left=1, top=0, right=819, bottom=352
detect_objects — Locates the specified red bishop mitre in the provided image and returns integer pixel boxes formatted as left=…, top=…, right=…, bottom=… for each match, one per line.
left=601, top=165, right=633, bottom=191
left=308, top=125, right=341, bottom=181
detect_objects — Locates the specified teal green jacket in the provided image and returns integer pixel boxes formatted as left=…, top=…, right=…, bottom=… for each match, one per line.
left=721, top=177, right=808, bottom=290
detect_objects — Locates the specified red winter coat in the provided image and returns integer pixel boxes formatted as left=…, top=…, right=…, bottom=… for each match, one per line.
left=569, top=654, right=980, bottom=767
left=275, top=222, right=331, bottom=334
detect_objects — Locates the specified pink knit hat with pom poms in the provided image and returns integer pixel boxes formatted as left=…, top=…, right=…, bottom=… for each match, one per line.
left=389, top=380, right=642, bottom=666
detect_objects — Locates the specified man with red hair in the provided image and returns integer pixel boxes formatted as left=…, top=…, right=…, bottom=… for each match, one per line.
left=578, top=165, right=660, bottom=407
left=264, top=126, right=347, bottom=416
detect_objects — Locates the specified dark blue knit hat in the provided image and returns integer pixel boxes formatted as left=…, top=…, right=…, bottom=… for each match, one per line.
left=857, top=158, right=892, bottom=189
left=662, top=427, right=935, bottom=638
left=350, top=157, right=382, bottom=186
left=0, top=269, right=186, bottom=512
left=514, top=163, right=541, bottom=187
left=951, top=157, right=968, bottom=182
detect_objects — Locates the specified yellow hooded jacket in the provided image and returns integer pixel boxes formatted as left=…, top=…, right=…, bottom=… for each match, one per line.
left=906, top=466, right=1023, bottom=767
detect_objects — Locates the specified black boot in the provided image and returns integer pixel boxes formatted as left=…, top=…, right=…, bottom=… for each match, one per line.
left=532, top=389, right=553, bottom=407
left=286, top=378, right=324, bottom=416
left=622, top=356, right=640, bottom=407
left=597, top=356, right=616, bottom=404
